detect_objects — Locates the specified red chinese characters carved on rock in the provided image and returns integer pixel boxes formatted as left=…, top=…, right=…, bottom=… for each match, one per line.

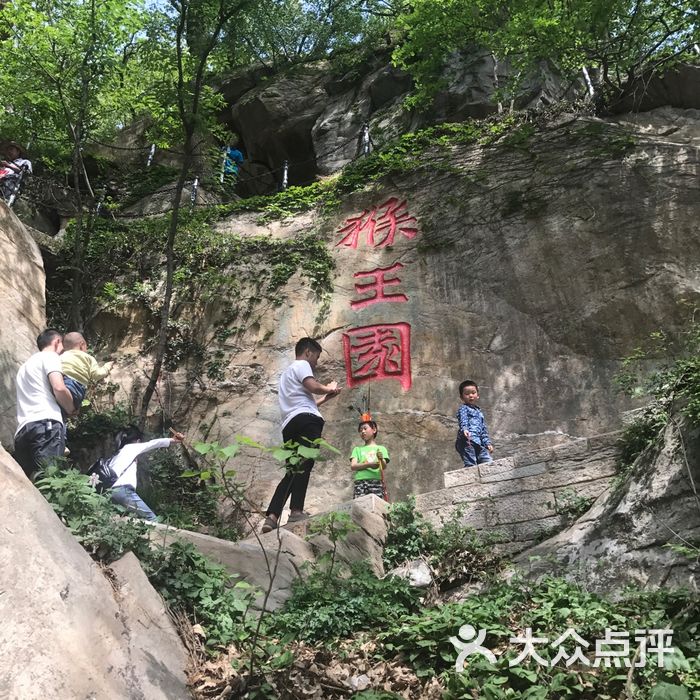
left=342, top=323, right=412, bottom=391
left=336, top=197, right=418, bottom=249
left=351, top=262, right=408, bottom=310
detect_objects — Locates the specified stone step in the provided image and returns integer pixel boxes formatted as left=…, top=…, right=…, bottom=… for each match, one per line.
left=444, top=432, right=621, bottom=489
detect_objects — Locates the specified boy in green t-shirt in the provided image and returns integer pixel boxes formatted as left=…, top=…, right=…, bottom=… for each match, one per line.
left=350, top=418, right=389, bottom=499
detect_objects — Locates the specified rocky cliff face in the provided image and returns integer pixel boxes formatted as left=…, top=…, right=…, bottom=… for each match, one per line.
left=0, top=447, right=189, bottom=698
left=0, top=203, right=45, bottom=449
left=220, top=58, right=700, bottom=192
left=85, top=107, right=700, bottom=518
left=516, top=409, right=700, bottom=593
left=221, top=49, right=575, bottom=188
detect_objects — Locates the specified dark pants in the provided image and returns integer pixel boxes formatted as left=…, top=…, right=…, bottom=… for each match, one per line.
left=266, top=413, right=324, bottom=517
left=14, top=419, right=66, bottom=481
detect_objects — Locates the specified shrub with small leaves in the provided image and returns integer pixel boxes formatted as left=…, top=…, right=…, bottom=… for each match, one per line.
left=271, top=562, right=420, bottom=643
left=36, top=466, right=153, bottom=563
left=148, top=540, right=256, bottom=650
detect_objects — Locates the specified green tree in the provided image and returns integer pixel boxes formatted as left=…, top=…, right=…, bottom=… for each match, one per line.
left=393, top=0, right=700, bottom=109
left=137, top=0, right=251, bottom=424
left=0, top=0, right=150, bottom=328
left=221, top=0, right=397, bottom=70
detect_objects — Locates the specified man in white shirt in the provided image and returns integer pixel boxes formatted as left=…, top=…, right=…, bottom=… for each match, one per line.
left=262, top=337, right=342, bottom=533
left=14, top=329, right=75, bottom=480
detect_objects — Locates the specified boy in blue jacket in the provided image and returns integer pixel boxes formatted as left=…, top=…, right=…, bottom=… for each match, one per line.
left=455, top=380, right=494, bottom=467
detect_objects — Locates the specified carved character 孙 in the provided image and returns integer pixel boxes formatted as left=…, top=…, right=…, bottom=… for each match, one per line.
left=336, top=197, right=418, bottom=249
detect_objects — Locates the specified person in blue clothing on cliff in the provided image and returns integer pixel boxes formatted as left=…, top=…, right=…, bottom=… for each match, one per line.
left=455, top=379, right=494, bottom=467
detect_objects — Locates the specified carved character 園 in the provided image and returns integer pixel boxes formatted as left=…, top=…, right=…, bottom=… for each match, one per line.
left=342, top=323, right=411, bottom=391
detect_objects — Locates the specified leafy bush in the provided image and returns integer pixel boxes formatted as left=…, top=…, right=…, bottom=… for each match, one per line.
left=37, top=467, right=256, bottom=651
left=148, top=540, right=256, bottom=650
left=270, top=562, right=420, bottom=643
left=616, top=402, right=668, bottom=478
left=379, top=577, right=700, bottom=698
left=67, top=402, right=133, bottom=450
left=383, top=497, right=502, bottom=589
left=137, top=449, right=231, bottom=536
left=614, top=318, right=700, bottom=477
left=383, top=496, right=436, bottom=568
left=36, top=466, right=153, bottom=563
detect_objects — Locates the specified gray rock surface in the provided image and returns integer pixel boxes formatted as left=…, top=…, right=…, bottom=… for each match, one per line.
left=150, top=522, right=315, bottom=611
left=515, top=411, right=700, bottom=592
left=0, top=447, right=190, bottom=699
left=109, top=552, right=191, bottom=696
left=0, top=204, right=44, bottom=450
left=610, top=63, right=700, bottom=114
left=389, top=558, right=433, bottom=588
left=93, top=109, right=700, bottom=517
left=148, top=495, right=388, bottom=610
left=223, top=50, right=579, bottom=182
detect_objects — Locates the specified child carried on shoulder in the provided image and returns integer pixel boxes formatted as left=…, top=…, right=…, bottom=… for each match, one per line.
left=60, top=332, right=112, bottom=415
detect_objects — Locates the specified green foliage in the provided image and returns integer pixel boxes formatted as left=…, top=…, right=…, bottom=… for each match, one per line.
left=0, top=0, right=149, bottom=164
left=148, top=540, right=256, bottom=649
left=392, top=0, right=699, bottom=110
left=223, top=180, right=341, bottom=222
left=36, top=466, right=153, bottom=563
left=551, top=488, right=595, bottom=524
left=117, top=164, right=181, bottom=207
left=137, top=449, right=232, bottom=537
left=383, top=496, right=436, bottom=568
left=271, top=562, right=420, bottom=642
left=51, top=208, right=336, bottom=373
left=383, top=497, right=502, bottom=589
left=35, top=465, right=257, bottom=652
left=614, top=316, right=700, bottom=476
left=616, top=403, right=668, bottom=478
left=378, top=576, right=700, bottom=697
left=429, top=507, right=503, bottom=590
left=336, top=117, right=521, bottom=193
left=306, top=511, right=358, bottom=581
left=225, top=0, right=393, bottom=70
left=67, top=403, right=133, bottom=450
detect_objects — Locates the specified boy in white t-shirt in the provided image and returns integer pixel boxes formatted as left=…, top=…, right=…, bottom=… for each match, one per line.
left=262, top=337, right=342, bottom=533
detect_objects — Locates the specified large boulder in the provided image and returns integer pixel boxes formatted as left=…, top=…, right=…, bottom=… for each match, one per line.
left=609, top=63, right=700, bottom=114
left=230, top=63, right=331, bottom=187
left=0, top=447, right=190, bottom=699
left=0, top=203, right=44, bottom=448
left=148, top=495, right=388, bottom=611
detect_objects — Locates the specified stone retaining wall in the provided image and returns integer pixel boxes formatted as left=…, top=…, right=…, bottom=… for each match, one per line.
left=415, top=432, right=621, bottom=554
